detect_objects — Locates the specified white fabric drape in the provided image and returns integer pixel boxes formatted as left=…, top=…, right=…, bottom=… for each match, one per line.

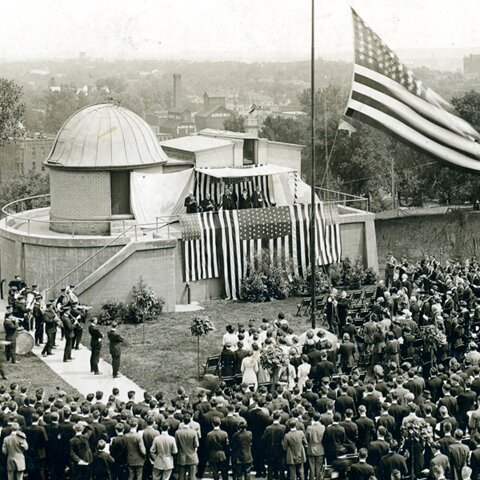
left=130, top=168, right=194, bottom=224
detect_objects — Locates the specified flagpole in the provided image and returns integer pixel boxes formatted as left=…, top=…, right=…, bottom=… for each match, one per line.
left=310, top=0, right=316, bottom=329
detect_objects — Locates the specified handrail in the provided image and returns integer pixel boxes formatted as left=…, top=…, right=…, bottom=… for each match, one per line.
left=315, top=187, right=366, bottom=201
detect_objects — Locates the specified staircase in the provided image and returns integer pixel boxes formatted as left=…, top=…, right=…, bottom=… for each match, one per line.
left=110, top=219, right=140, bottom=238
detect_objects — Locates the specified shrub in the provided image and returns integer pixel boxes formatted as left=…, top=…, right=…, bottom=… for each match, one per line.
left=241, top=269, right=268, bottom=302
left=98, top=299, right=127, bottom=325
left=329, top=262, right=342, bottom=287
left=265, top=266, right=290, bottom=300
left=363, top=267, right=378, bottom=285
left=124, top=279, right=165, bottom=324
left=344, top=262, right=366, bottom=289
left=290, top=276, right=309, bottom=296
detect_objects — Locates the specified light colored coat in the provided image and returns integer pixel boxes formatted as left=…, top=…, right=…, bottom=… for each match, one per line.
left=282, top=429, right=307, bottom=465
left=175, top=427, right=199, bottom=466
left=305, top=422, right=325, bottom=457
left=150, top=432, right=178, bottom=470
left=2, top=431, right=29, bottom=472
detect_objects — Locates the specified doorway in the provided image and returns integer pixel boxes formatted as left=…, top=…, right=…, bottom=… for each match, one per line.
left=110, top=171, right=131, bottom=215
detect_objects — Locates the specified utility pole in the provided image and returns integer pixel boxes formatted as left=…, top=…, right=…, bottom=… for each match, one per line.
left=391, top=155, right=396, bottom=210
left=310, top=0, right=316, bottom=329
left=324, top=91, right=329, bottom=196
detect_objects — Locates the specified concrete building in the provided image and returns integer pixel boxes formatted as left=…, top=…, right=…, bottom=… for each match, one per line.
left=157, top=109, right=196, bottom=139
left=0, top=134, right=55, bottom=182
left=0, top=104, right=377, bottom=311
left=45, top=103, right=169, bottom=235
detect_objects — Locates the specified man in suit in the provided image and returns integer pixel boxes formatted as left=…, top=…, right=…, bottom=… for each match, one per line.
left=108, top=322, right=124, bottom=378
left=428, top=442, right=450, bottom=480
left=41, top=303, right=58, bottom=357
left=2, top=421, right=28, bottom=480
left=61, top=308, right=75, bottom=362
left=205, top=417, right=229, bottom=480
left=110, top=423, right=128, bottom=480
left=92, top=439, right=115, bottom=480
left=24, top=413, right=48, bottom=480
left=448, top=429, right=470, bottom=480
left=142, top=416, right=159, bottom=480
left=150, top=422, right=177, bottom=480
left=261, top=411, right=286, bottom=480
left=234, top=342, right=249, bottom=376
left=231, top=420, right=253, bottom=480
left=70, top=422, right=93, bottom=480
left=282, top=419, right=307, bottom=480
left=89, top=317, right=104, bottom=375
left=124, top=419, right=146, bottom=480
left=367, top=426, right=389, bottom=472
left=238, top=190, right=252, bottom=210
left=305, top=412, right=324, bottom=480
left=323, top=413, right=346, bottom=464
left=4, top=313, right=20, bottom=364
left=250, top=185, right=264, bottom=209
left=175, top=417, right=200, bottom=480
left=221, top=187, right=237, bottom=211
left=377, top=441, right=408, bottom=480
left=355, top=405, right=376, bottom=450
left=350, top=448, right=375, bottom=480
left=184, top=193, right=199, bottom=214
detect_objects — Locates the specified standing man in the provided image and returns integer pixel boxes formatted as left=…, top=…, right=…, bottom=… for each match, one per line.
left=124, top=419, right=147, bottom=480
left=2, top=421, right=29, bottom=480
left=231, top=420, right=253, bottom=480
left=282, top=419, right=307, bottom=480
left=205, top=417, right=229, bottom=480
left=262, top=411, right=286, bottom=480
left=305, top=412, right=325, bottom=480
left=61, top=308, right=74, bottom=363
left=4, top=313, right=20, bottom=364
left=70, top=422, right=93, bottom=480
left=41, top=304, right=58, bottom=358
left=108, top=322, right=124, bottom=379
left=32, top=296, right=44, bottom=346
left=25, top=413, right=48, bottom=480
left=89, top=318, right=104, bottom=375
left=250, top=185, right=264, bottom=209
left=150, top=422, right=178, bottom=480
left=175, top=416, right=200, bottom=480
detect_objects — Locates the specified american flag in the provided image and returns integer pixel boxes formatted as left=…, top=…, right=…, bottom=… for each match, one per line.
left=346, top=9, right=480, bottom=171
left=180, top=204, right=341, bottom=300
left=179, top=212, right=219, bottom=282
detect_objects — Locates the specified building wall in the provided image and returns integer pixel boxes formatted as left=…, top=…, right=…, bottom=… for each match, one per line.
left=265, top=142, right=303, bottom=173
left=49, top=169, right=112, bottom=235
left=0, top=136, right=54, bottom=182
left=0, top=225, right=126, bottom=298
left=195, top=145, right=235, bottom=168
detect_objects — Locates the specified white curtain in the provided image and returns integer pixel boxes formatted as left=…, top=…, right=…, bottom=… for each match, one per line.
left=130, top=168, right=194, bottom=224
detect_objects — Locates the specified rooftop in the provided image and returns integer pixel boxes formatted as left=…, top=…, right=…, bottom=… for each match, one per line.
left=45, top=103, right=169, bottom=170
left=160, top=135, right=233, bottom=153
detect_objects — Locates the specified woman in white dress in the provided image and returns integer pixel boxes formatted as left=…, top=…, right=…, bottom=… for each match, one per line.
left=296, top=354, right=311, bottom=393
left=241, top=351, right=259, bottom=390
left=252, top=342, right=270, bottom=385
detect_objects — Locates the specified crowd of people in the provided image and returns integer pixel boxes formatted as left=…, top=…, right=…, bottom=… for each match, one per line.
left=4, top=254, right=480, bottom=479
left=184, top=185, right=266, bottom=214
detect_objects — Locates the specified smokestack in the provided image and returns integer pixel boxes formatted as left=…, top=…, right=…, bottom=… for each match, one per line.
left=173, top=74, right=182, bottom=108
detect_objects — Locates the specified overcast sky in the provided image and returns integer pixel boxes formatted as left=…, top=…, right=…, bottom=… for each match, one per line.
left=0, top=0, right=479, bottom=61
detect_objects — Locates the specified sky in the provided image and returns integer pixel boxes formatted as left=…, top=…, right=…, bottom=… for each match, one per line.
left=0, top=0, right=480, bottom=62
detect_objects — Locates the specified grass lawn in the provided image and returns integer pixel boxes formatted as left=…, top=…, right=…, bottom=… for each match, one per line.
left=0, top=351, right=79, bottom=397
left=89, top=297, right=316, bottom=399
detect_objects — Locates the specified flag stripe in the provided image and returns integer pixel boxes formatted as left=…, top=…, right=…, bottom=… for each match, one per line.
left=351, top=82, right=480, bottom=160
left=347, top=98, right=480, bottom=171
left=354, top=64, right=480, bottom=141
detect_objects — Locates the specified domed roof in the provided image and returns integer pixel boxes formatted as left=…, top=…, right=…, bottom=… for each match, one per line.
left=45, top=103, right=169, bottom=169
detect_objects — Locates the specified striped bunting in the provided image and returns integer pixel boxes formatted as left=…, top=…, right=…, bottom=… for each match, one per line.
left=194, top=169, right=274, bottom=208
left=179, top=212, right=219, bottom=282
left=346, top=9, right=480, bottom=171
left=180, top=204, right=342, bottom=300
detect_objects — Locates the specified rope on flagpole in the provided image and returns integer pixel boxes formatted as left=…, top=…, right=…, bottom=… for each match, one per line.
left=320, top=126, right=340, bottom=188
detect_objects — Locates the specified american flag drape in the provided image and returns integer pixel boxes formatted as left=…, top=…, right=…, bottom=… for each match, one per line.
left=346, top=9, right=480, bottom=171
left=179, top=203, right=341, bottom=299
left=194, top=168, right=275, bottom=208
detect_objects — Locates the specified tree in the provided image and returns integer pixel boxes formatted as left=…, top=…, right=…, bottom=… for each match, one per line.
left=0, top=78, right=25, bottom=145
left=190, top=315, right=215, bottom=378
left=451, top=90, right=480, bottom=129
left=259, top=115, right=306, bottom=144
left=44, top=89, right=80, bottom=134
left=0, top=169, right=49, bottom=211
left=224, top=113, right=246, bottom=132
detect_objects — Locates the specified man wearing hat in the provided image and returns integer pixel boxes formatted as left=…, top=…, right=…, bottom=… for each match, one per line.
left=108, top=322, right=124, bottom=378
left=89, top=317, right=104, bottom=375
left=41, top=303, right=58, bottom=357
left=61, top=307, right=75, bottom=363
left=4, top=312, right=20, bottom=364
left=2, top=421, right=29, bottom=480
left=32, top=295, right=44, bottom=346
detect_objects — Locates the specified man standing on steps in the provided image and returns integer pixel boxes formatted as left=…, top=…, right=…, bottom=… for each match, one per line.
left=108, top=322, right=124, bottom=378
left=41, top=303, right=58, bottom=357
left=89, top=318, right=103, bottom=375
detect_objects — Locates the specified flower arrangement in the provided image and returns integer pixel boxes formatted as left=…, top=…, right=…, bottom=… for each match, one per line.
left=260, top=345, right=289, bottom=371
left=422, top=324, right=447, bottom=348
left=401, top=417, right=433, bottom=443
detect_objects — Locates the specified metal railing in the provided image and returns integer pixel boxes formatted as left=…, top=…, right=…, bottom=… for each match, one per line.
left=2, top=194, right=179, bottom=238
left=315, top=187, right=369, bottom=211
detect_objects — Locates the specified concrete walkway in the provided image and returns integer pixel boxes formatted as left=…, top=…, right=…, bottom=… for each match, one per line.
left=31, top=338, right=145, bottom=402
left=1, top=298, right=144, bottom=402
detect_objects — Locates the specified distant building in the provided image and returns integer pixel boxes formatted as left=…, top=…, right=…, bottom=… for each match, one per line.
left=154, top=109, right=196, bottom=139
left=194, top=93, right=233, bottom=131
left=464, top=54, right=480, bottom=75
left=173, top=74, right=183, bottom=108
left=0, top=133, right=55, bottom=182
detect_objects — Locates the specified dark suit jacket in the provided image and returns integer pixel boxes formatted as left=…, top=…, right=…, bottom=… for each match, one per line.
left=205, top=429, right=228, bottom=463
left=92, top=450, right=115, bottom=480
left=349, top=461, right=375, bottom=480
left=108, top=330, right=124, bottom=356
left=378, top=453, right=408, bottom=480
left=367, top=439, right=390, bottom=468
left=261, top=423, right=286, bottom=462
left=355, top=416, right=375, bottom=449
left=89, top=324, right=104, bottom=349
left=123, top=432, right=146, bottom=466
left=323, top=424, right=346, bottom=462
left=25, top=424, right=48, bottom=459
left=70, top=434, right=93, bottom=464
left=231, top=430, right=253, bottom=464
left=110, top=435, right=128, bottom=466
